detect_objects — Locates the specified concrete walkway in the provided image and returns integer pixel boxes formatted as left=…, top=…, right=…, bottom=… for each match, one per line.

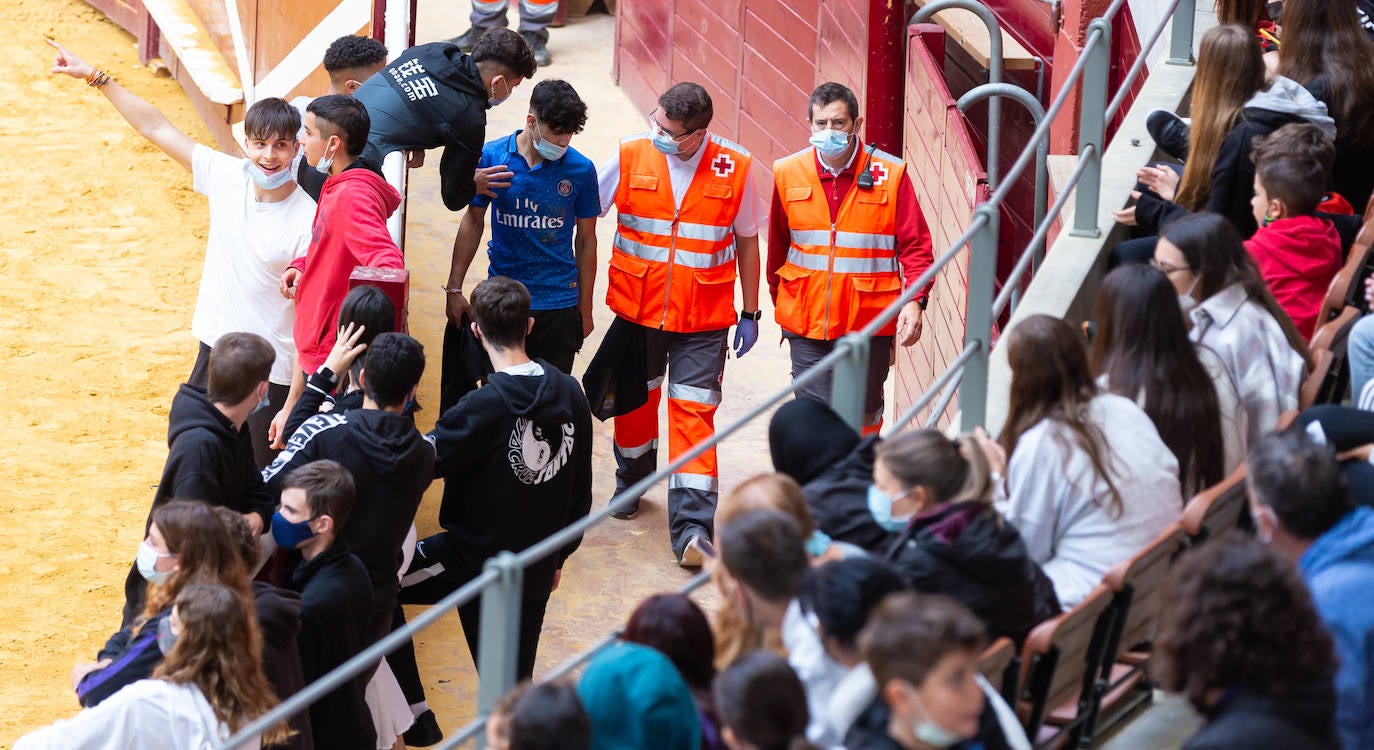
left=399, top=1, right=791, bottom=739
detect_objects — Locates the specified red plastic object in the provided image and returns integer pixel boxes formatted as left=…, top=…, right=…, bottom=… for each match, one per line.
left=349, top=266, right=410, bottom=333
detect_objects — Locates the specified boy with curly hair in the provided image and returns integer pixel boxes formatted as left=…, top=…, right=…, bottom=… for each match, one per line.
left=441, top=79, right=600, bottom=409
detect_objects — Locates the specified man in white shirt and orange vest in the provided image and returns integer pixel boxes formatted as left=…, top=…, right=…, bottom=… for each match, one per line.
left=597, top=82, right=766, bottom=567
left=767, top=82, right=934, bottom=432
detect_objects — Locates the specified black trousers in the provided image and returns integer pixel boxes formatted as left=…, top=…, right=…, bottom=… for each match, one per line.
left=1295, top=405, right=1374, bottom=506
left=388, top=533, right=553, bottom=705
left=439, top=305, right=583, bottom=413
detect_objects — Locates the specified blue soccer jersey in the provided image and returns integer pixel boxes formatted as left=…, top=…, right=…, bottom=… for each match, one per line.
left=471, top=131, right=602, bottom=310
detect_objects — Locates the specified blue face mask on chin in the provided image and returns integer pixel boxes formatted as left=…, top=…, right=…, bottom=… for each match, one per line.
left=867, top=485, right=914, bottom=532
left=271, top=511, right=317, bottom=550
left=247, top=160, right=294, bottom=190
left=809, top=128, right=853, bottom=159
left=533, top=121, right=568, bottom=161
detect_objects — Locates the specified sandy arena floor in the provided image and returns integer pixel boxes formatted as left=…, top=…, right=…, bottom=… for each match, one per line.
left=0, top=1, right=790, bottom=746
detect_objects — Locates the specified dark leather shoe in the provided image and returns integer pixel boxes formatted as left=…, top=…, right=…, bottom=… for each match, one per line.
left=1146, top=109, right=1190, bottom=161
left=403, top=709, right=443, bottom=747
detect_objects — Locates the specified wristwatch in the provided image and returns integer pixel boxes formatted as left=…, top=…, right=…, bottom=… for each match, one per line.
left=740, top=309, right=763, bottom=321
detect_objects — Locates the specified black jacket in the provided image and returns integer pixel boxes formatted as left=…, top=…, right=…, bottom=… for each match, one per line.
left=254, top=582, right=313, bottom=750
left=288, top=542, right=376, bottom=750
left=430, top=360, right=593, bottom=591
left=885, top=502, right=1060, bottom=645
left=283, top=369, right=366, bottom=439
left=124, top=384, right=275, bottom=624
left=845, top=695, right=1015, bottom=750
left=353, top=43, right=489, bottom=211
left=768, top=399, right=895, bottom=551
left=1182, top=682, right=1339, bottom=750
left=1305, top=76, right=1374, bottom=211
left=264, top=408, right=434, bottom=595
left=1135, top=106, right=1308, bottom=238
left=78, top=610, right=171, bottom=707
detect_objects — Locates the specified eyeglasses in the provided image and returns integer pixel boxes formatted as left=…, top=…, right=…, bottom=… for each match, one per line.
left=1150, top=257, right=1192, bottom=276
left=647, top=108, right=703, bottom=143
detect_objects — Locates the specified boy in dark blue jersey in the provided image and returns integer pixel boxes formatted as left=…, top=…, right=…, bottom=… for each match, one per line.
left=441, top=79, right=600, bottom=411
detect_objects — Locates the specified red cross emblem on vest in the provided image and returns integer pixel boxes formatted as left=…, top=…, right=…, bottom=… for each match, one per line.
left=869, top=162, right=889, bottom=187
left=711, top=153, right=735, bottom=178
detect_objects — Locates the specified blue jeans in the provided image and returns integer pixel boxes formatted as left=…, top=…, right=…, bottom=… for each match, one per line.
left=1349, top=314, right=1374, bottom=407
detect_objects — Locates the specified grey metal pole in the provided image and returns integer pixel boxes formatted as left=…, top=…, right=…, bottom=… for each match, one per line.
left=959, top=204, right=1001, bottom=432
left=954, top=83, right=1047, bottom=313
left=1072, top=20, right=1112, bottom=237
left=474, top=552, right=524, bottom=750
left=829, top=333, right=871, bottom=431
left=911, top=0, right=1005, bottom=189
left=1168, top=0, right=1196, bottom=65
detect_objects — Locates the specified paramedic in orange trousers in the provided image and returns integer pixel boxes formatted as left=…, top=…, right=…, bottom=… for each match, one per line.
left=596, top=82, right=767, bottom=567
left=767, top=82, right=934, bottom=434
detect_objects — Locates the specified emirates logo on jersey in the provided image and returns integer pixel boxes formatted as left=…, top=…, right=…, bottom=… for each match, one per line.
left=711, top=153, right=735, bottom=178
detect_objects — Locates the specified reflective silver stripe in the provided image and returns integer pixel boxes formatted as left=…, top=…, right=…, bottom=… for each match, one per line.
left=667, top=383, right=722, bottom=406
left=670, top=473, right=720, bottom=492
left=619, top=212, right=675, bottom=235
left=834, top=256, right=898, bottom=274
left=614, top=235, right=670, bottom=263
left=471, top=0, right=505, bottom=9
left=786, top=249, right=829, bottom=272
left=835, top=231, right=895, bottom=251
left=677, top=222, right=732, bottom=242
left=791, top=229, right=831, bottom=245
left=863, top=408, right=884, bottom=427
left=647, top=376, right=665, bottom=391
left=519, top=0, right=557, bottom=15
left=673, top=245, right=736, bottom=269
left=615, top=439, right=658, bottom=459
left=785, top=249, right=898, bottom=275
left=709, top=134, right=749, bottom=155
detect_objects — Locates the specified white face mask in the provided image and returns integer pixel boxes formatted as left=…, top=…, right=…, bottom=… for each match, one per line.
left=136, top=540, right=173, bottom=585
left=1178, top=277, right=1200, bottom=314
left=246, top=160, right=294, bottom=190
left=908, top=687, right=971, bottom=748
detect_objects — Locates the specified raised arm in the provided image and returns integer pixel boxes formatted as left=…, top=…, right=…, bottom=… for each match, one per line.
left=49, top=40, right=197, bottom=171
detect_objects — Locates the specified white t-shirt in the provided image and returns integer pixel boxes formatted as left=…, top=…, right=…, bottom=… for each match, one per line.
left=595, top=134, right=767, bottom=236
left=191, top=145, right=316, bottom=385
left=14, top=679, right=259, bottom=750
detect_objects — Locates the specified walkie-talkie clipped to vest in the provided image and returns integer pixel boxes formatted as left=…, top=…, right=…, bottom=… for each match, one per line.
left=856, top=144, right=878, bottom=190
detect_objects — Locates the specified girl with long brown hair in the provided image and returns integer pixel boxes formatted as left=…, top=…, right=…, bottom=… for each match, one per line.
left=1091, top=264, right=1245, bottom=496
left=18, top=583, right=289, bottom=748
left=994, top=314, right=1182, bottom=608
left=1126, top=25, right=1335, bottom=240
left=72, top=500, right=253, bottom=708
left=1277, top=0, right=1374, bottom=208
left=1154, top=212, right=1308, bottom=445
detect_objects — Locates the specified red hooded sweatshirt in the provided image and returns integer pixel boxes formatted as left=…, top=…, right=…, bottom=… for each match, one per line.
left=1243, top=214, right=1342, bottom=339
left=290, top=166, right=404, bottom=373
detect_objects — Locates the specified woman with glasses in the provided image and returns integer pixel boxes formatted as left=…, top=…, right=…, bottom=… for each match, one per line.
left=1154, top=212, right=1309, bottom=445
left=1091, top=264, right=1246, bottom=497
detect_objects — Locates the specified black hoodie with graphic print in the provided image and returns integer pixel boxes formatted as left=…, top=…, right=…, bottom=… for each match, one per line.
left=427, top=360, right=593, bottom=592
left=263, top=407, right=434, bottom=640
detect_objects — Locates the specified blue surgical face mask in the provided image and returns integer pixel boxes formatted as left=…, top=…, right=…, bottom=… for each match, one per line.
left=156, top=616, right=180, bottom=656
left=489, top=78, right=512, bottom=108
left=805, top=529, right=833, bottom=557
left=250, top=389, right=271, bottom=416
left=533, top=121, right=567, bottom=161
left=136, top=540, right=173, bottom=585
left=651, top=129, right=683, bottom=155
left=247, top=159, right=294, bottom=190
left=867, top=485, right=914, bottom=532
left=314, top=147, right=334, bottom=175
left=809, top=128, right=853, bottom=159
left=271, top=511, right=317, bottom=550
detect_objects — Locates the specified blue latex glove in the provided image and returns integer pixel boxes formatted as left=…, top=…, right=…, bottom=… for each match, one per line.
left=733, top=318, right=759, bottom=357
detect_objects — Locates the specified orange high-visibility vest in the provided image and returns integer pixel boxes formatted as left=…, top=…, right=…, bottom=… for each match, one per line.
left=772, top=144, right=904, bottom=340
left=607, top=134, right=752, bottom=333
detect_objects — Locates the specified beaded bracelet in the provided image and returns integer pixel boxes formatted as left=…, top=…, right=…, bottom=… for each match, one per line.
left=85, top=69, right=111, bottom=88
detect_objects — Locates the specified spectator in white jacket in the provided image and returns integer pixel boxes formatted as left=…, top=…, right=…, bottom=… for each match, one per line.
left=16, top=584, right=287, bottom=750
left=991, top=314, right=1183, bottom=609
left=1155, top=212, right=1308, bottom=446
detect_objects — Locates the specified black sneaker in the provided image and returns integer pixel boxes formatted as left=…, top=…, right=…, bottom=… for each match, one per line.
left=610, top=499, right=640, bottom=520
left=448, top=27, right=485, bottom=53
left=521, top=31, right=552, bottom=66
left=1146, top=109, right=1190, bottom=161
left=404, top=709, right=443, bottom=747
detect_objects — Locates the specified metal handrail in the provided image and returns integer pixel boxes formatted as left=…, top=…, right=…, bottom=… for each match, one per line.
left=216, top=0, right=1198, bottom=742
left=1106, top=0, right=1187, bottom=121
